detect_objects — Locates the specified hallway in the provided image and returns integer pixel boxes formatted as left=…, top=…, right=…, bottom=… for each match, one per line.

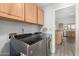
left=52, top=37, right=75, bottom=56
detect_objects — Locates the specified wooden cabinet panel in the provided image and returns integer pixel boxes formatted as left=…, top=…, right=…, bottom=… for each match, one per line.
left=9, top=3, right=24, bottom=21
left=37, top=7, right=44, bottom=25
left=58, top=23, right=63, bottom=29
left=55, top=32, right=62, bottom=45
left=67, top=31, right=75, bottom=38
left=24, top=4, right=37, bottom=23
left=0, top=3, right=44, bottom=25
left=0, top=3, right=10, bottom=14
left=0, top=3, right=24, bottom=21
left=67, top=31, right=72, bottom=37
left=72, top=31, right=75, bottom=38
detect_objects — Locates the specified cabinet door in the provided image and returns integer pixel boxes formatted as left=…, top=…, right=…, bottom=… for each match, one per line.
left=72, top=31, right=75, bottom=38
left=59, top=23, right=63, bottom=29
left=0, top=3, right=10, bottom=14
left=38, top=7, right=44, bottom=25
left=24, top=4, right=37, bottom=24
left=9, top=3, right=24, bottom=21
left=55, top=32, right=62, bottom=45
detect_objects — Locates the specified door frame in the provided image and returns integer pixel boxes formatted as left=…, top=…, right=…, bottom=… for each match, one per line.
left=53, top=4, right=76, bottom=54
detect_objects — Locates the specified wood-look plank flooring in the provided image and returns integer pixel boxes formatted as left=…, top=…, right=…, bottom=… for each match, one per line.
left=51, top=37, right=75, bottom=56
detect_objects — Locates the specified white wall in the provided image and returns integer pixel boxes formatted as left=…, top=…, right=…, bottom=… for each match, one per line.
left=43, top=3, right=75, bottom=54
left=44, top=7, right=55, bottom=54
left=0, top=20, right=41, bottom=56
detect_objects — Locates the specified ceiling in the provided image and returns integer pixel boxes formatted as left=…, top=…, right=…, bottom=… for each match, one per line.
left=36, top=3, right=75, bottom=24
left=55, top=5, right=75, bottom=24
left=56, top=5, right=75, bottom=19
left=36, top=3, right=61, bottom=9
left=36, top=3, right=75, bottom=9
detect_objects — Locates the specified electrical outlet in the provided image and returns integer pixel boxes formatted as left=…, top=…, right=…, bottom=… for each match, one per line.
left=22, top=28, right=24, bottom=34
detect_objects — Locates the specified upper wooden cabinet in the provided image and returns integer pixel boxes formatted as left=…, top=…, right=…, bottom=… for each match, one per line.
left=37, top=7, right=44, bottom=25
left=24, top=4, right=37, bottom=24
left=0, top=3, right=10, bottom=14
left=9, top=3, right=24, bottom=21
left=0, top=3, right=24, bottom=21
left=0, top=3, right=44, bottom=25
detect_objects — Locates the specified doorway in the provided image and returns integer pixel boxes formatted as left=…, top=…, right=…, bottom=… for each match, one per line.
left=54, top=5, right=75, bottom=56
